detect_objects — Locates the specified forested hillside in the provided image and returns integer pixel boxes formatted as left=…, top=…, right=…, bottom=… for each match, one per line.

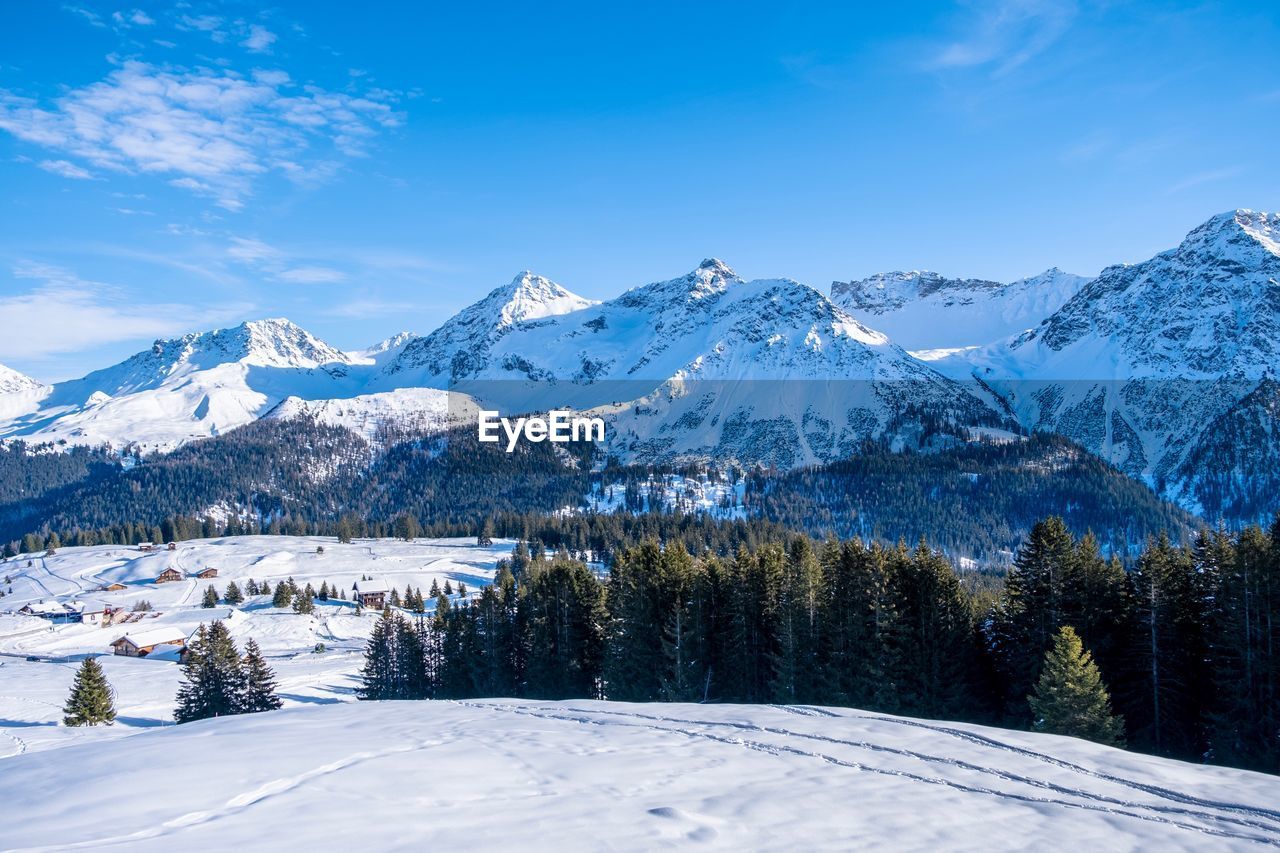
left=1, top=418, right=1194, bottom=562
left=356, top=518, right=1280, bottom=774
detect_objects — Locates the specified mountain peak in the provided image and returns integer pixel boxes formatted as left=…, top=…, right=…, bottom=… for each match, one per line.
left=492, top=272, right=596, bottom=326
left=1178, top=209, right=1280, bottom=261
left=0, top=363, right=41, bottom=394
left=145, top=318, right=351, bottom=370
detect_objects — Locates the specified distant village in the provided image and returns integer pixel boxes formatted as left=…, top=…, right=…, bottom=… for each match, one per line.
left=10, top=540, right=394, bottom=663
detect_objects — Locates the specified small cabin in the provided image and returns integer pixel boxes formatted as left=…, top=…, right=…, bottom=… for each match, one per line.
left=45, top=548, right=56, bottom=557
left=111, top=628, right=187, bottom=658
left=194, top=567, right=218, bottom=579
left=101, top=582, right=127, bottom=592
left=155, top=568, right=184, bottom=584
left=353, top=578, right=389, bottom=609
left=19, top=600, right=71, bottom=621
left=138, top=542, right=155, bottom=552
left=167, top=542, right=178, bottom=551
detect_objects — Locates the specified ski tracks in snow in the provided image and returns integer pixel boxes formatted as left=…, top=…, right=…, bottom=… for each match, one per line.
left=460, top=702, right=1280, bottom=847
left=3, top=740, right=442, bottom=852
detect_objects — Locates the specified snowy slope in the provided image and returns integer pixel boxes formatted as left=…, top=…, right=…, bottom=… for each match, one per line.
left=1, top=699, right=1279, bottom=851
left=928, top=210, right=1280, bottom=517
left=831, top=268, right=1090, bottom=351
left=263, top=387, right=478, bottom=443
left=0, top=363, right=41, bottom=394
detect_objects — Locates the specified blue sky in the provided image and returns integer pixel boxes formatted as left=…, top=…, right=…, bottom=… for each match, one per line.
left=1, top=1, right=1277, bottom=381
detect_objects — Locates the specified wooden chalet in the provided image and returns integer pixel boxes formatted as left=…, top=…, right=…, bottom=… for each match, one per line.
left=167, top=542, right=178, bottom=551
left=101, top=582, right=127, bottom=591
left=111, top=627, right=187, bottom=658
left=137, top=542, right=155, bottom=552
left=155, top=567, right=184, bottom=584
left=194, top=567, right=218, bottom=579
left=353, top=578, right=389, bottom=609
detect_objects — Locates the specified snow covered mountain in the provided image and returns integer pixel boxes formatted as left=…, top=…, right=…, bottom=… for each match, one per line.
left=831, top=268, right=1090, bottom=351
left=378, top=272, right=597, bottom=386
left=3, top=212, right=1279, bottom=521
left=375, top=259, right=998, bottom=466
left=0, top=319, right=373, bottom=451
left=930, top=210, right=1280, bottom=520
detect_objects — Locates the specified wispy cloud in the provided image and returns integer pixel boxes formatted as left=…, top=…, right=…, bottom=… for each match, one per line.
left=1, top=261, right=246, bottom=360
left=38, top=158, right=95, bottom=179
left=226, top=235, right=348, bottom=284
left=276, top=266, right=346, bottom=283
left=112, top=9, right=154, bottom=27
left=0, top=60, right=403, bottom=210
left=929, top=0, right=1078, bottom=76
left=1165, top=166, right=1244, bottom=195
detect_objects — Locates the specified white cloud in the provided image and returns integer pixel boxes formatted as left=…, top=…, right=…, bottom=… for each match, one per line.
left=227, top=236, right=284, bottom=265
left=1, top=261, right=237, bottom=360
left=66, top=6, right=106, bottom=28
left=930, top=0, right=1077, bottom=76
left=276, top=266, right=347, bottom=283
left=112, top=9, right=154, bottom=27
left=242, top=25, right=277, bottom=54
left=0, top=60, right=403, bottom=210
left=38, top=158, right=95, bottom=179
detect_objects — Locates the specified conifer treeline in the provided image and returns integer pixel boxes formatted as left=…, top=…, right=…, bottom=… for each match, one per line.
left=358, top=518, right=1279, bottom=775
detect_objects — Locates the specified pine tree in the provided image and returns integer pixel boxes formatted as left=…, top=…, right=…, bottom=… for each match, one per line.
left=272, top=581, right=292, bottom=608
left=478, top=517, right=495, bottom=547
left=175, top=622, right=246, bottom=723
left=246, top=578, right=259, bottom=596
left=1029, top=626, right=1125, bottom=747
left=240, top=639, right=283, bottom=713
left=318, top=581, right=330, bottom=601
left=224, top=581, right=244, bottom=605
left=443, top=580, right=454, bottom=596
left=62, top=656, right=116, bottom=726
left=394, top=513, right=420, bottom=542
left=884, top=544, right=976, bottom=719
left=994, top=517, right=1075, bottom=716
left=201, top=585, right=219, bottom=608
left=293, top=585, right=315, bottom=615
left=358, top=611, right=399, bottom=700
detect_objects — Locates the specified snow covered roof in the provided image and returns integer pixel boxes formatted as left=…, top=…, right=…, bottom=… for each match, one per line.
left=354, top=578, right=390, bottom=594
left=114, top=627, right=188, bottom=648
left=145, top=643, right=186, bottom=661
left=21, top=600, right=67, bottom=615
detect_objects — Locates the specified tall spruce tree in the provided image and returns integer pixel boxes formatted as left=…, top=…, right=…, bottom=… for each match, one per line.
left=1029, top=626, right=1125, bottom=747
left=201, top=585, right=219, bottom=608
left=240, top=639, right=283, bottom=713
left=63, top=656, right=116, bottom=726
left=993, top=517, right=1076, bottom=717
left=1126, top=534, right=1207, bottom=757
left=819, top=539, right=892, bottom=709
left=884, top=544, right=977, bottom=719
left=175, top=622, right=246, bottom=722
